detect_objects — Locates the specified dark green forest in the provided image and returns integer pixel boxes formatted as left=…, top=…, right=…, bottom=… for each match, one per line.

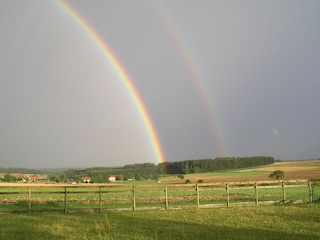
left=160, top=156, right=275, bottom=174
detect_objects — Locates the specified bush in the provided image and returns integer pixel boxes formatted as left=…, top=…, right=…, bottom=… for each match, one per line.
left=185, top=179, right=191, bottom=184
left=269, top=170, right=284, bottom=180
left=178, top=175, right=184, bottom=179
left=198, top=179, right=204, bottom=183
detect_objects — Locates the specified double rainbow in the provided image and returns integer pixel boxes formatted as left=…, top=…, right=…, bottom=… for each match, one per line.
left=56, top=0, right=166, bottom=166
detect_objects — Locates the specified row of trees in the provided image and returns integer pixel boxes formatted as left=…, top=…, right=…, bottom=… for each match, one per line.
left=159, top=156, right=275, bottom=174
left=0, top=173, right=65, bottom=183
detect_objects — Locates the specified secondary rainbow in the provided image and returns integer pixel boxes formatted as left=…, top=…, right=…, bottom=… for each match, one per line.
left=151, top=1, right=227, bottom=157
left=55, top=0, right=166, bottom=166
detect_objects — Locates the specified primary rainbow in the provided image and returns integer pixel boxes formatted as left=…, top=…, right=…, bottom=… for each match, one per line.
left=55, top=0, right=166, bottom=166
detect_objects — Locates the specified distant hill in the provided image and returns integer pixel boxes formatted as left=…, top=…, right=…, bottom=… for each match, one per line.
left=0, top=167, right=72, bottom=175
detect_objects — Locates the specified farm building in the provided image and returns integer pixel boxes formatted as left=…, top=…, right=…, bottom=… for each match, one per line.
left=108, top=175, right=124, bottom=182
left=108, top=175, right=116, bottom=182
left=30, top=175, right=40, bottom=182
left=82, top=176, right=91, bottom=183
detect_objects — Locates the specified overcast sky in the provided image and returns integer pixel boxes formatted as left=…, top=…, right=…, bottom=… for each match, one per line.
left=1, top=0, right=320, bottom=168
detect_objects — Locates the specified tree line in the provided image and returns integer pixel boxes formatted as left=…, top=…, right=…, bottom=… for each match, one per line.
left=0, top=167, right=46, bottom=175
left=159, top=156, right=275, bottom=174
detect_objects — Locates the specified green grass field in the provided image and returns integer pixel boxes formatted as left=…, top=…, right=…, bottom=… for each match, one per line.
left=1, top=203, right=319, bottom=239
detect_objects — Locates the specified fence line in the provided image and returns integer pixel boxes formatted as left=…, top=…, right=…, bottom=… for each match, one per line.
left=0, top=179, right=318, bottom=213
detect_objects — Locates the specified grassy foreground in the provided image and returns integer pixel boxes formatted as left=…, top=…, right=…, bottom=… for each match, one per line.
left=1, top=203, right=319, bottom=240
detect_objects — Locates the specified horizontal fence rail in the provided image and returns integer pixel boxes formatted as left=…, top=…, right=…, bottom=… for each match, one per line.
left=0, top=179, right=319, bottom=213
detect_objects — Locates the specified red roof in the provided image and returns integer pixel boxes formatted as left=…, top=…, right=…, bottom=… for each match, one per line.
left=30, top=175, right=40, bottom=180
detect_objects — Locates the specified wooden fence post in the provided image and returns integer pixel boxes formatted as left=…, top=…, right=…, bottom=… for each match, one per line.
left=282, top=181, right=286, bottom=204
left=132, top=186, right=136, bottom=211
left=28, top=187, right=31, bottom=213
left=99, top=187, right=102, bottom=213
left=308, top=180, right=312, bottom=203
left=226, top=183, right=229, bottom=207
left=64, top=187, right=67, bottom=213
left=255, top=182, right=258, bottom=206
left=165, top=185, right=168, bottom=210
left=196, top=185, right=200, bottom=208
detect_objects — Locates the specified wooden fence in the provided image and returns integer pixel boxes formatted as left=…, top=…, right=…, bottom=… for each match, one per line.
left=0, top=179, right=318, bottom=213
